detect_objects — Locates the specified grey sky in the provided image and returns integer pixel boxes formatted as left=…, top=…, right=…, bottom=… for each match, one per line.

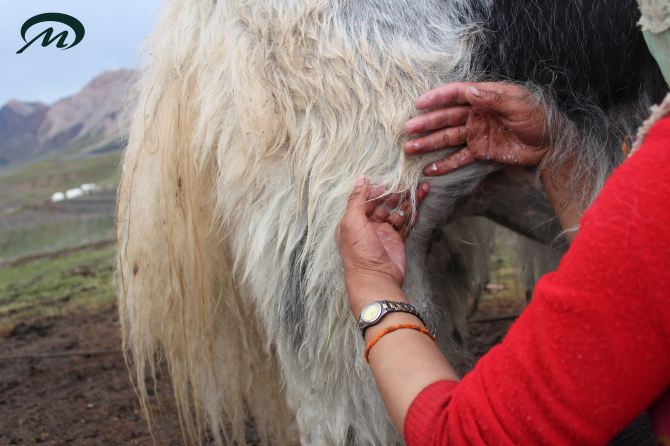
left=0, top=0, right=163, bottom=105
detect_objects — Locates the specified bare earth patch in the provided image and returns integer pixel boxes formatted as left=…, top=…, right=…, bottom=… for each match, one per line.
left=0, top=306, right=182, bottom=445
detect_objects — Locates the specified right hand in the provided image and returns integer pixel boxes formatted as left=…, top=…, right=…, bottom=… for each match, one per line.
left=336, top=178, right=430, bottom=317
left=404, top=82, right=550, bottom=176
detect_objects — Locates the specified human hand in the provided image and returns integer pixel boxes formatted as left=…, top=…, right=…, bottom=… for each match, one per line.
left=404, top=82, right=550, bottom=176
left=336, top=178, right=429, bottom=316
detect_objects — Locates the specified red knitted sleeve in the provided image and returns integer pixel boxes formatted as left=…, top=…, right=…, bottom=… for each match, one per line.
left=404, top=116, right=670, bottom=446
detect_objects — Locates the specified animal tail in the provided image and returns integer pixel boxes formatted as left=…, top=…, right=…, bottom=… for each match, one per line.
left=116, top=61, right=295, bottom=445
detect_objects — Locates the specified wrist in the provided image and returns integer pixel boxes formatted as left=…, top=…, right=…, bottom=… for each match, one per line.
left=363, top=312, right=425, bottom=344
left=345, top=273, right=406, bottom=317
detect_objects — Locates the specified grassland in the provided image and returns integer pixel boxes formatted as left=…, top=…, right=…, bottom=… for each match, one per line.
left=0, top=151, right=119, bottom=262
left=0, top=152, right=120, bottom=211
left=0, top=241, right=115, bottom=335
left=0, top=212, right=114, bottom=261
left=0, top=149, right=120, bottom=333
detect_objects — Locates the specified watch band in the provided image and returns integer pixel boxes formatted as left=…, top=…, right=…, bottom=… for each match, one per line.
left=358, top=300, right=426, bottom=336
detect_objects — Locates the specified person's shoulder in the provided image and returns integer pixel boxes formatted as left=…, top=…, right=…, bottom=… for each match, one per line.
left=589, top=114, right=670, bottom=241
left=642, top=114, right=670, bottom=147
left=614, top=114, right=670, bottom=187
left=632, top=114, right=670, bottom=165
left=556, top=113, right=670, bottom=297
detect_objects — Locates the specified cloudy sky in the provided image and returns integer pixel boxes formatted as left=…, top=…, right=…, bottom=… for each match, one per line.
left=0, top=0, right=163, bottom=105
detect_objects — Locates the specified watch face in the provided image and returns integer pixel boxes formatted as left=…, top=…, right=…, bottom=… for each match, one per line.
left=361, top=302, right=383, bottom=323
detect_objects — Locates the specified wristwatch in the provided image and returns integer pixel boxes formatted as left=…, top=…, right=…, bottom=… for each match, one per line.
left=358, top=300, right=426, bottom=336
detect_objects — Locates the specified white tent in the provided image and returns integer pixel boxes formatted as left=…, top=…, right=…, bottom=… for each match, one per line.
left=65, top=188, right=84, bottom=200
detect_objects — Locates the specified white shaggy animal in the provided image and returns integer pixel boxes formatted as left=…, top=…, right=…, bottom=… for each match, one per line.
left=116, top=0, right=663, bottom=444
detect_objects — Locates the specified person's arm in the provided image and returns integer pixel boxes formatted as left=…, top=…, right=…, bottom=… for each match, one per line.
left=350, top=282, right=458, bottom=434
left=403, top=122, right=670, bottom=443
left=337, top=117, right=670, bottom=445
left=366, top=311, right=457, bottom=435
left=337, top=179, right=458, bottom=433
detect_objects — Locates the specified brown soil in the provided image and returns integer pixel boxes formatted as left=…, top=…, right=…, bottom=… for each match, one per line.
left=0, top=298, right=521, bottom=445
left=0, top=306, right=182, bottom=445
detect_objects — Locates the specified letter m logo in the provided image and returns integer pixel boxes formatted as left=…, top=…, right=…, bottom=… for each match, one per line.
left=17, top=28, right=70, bottom=54
left=17, top=13, right=86, bottom=55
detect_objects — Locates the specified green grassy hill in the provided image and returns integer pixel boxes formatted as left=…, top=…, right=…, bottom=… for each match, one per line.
left=0, top=148, right=121, bottom=333
left=0, top=241, right=115, bottom=335
left=0, top=151, right=120, bottom=262
left=0, top=152, right=120, bottom=211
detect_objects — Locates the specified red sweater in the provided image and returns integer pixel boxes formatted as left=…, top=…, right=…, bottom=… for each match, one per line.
left=404, top=116, right=670, bottom=445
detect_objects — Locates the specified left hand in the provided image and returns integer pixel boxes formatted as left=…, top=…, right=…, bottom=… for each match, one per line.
left=404, top=82, right=550, bottom=176
left=336, top=177, right=429, bottom=316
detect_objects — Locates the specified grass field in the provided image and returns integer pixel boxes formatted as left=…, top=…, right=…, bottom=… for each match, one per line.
left=0, top=152, right=119, bottom=262
left=0, top=150, right=120, bottom=332
left=0, top=213, right=115, bottom=261
left=0, top=241, right=115, bottom=336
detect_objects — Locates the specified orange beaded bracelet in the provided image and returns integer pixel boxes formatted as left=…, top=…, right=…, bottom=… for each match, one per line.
left=364, top=323, right=436, bottom=363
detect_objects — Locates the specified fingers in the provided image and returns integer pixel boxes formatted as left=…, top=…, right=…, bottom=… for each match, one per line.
left=423, top=148, right=476, bottom=177
left=346, top=176, right=380, bottom=218
left=405, top=106, right=470, bottom=135
left=346, top=178, right=392, bottom=217
left=371, top=182, right=429, bottom=220
left=345, top=176, right=368, bottom=210
left=386, top=183, right=430, bottom=238
left=466, top=86, right=503, bottom=108
left=416, top=182, right=430, bottom=203
left=367, top=184, right=387, bottom=201
left=405, top=126, right=467, bottom=154
left=348, top=178, right=430, bottom=239
left=415, top=82, right=472, bottom=110
left=464, top=83, right=531, bottom=119
left=415, top=81, right=530, bottom=117
left=388, top=201, right=411, bottom=232
left=371, top=192, right=400, bottom=222
left=364, top=184, right=389, bottom=215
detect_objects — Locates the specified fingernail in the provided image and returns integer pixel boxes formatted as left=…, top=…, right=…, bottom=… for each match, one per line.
left=416, top=94, right=431, bottom=107
left=355, top=176, right=365, bottom=186
left=405, top=141, right=419, bottom=152
left=421, top=183, right=430, bottom=193
left=468, top=86, right=483, bottom=98
left=423, top=163, right=438, bottom=175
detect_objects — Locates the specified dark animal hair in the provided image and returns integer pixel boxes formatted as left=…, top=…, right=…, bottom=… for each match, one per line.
left=475, top=0, right=667, bottom=207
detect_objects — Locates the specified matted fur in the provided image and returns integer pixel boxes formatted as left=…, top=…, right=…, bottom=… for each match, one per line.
left=117, top=1, right=661, bottom=444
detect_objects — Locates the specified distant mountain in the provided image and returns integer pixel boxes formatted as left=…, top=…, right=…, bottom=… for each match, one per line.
left=0, top=69, right=136, bottom=166
left=0, top=101, right=49, bottom=165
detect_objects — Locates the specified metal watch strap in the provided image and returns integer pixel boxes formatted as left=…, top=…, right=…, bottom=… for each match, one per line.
left=358, top=300, right=426, bottom=336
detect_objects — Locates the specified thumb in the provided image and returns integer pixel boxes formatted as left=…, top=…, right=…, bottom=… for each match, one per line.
left=345, top=176, right=369, bottom=213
